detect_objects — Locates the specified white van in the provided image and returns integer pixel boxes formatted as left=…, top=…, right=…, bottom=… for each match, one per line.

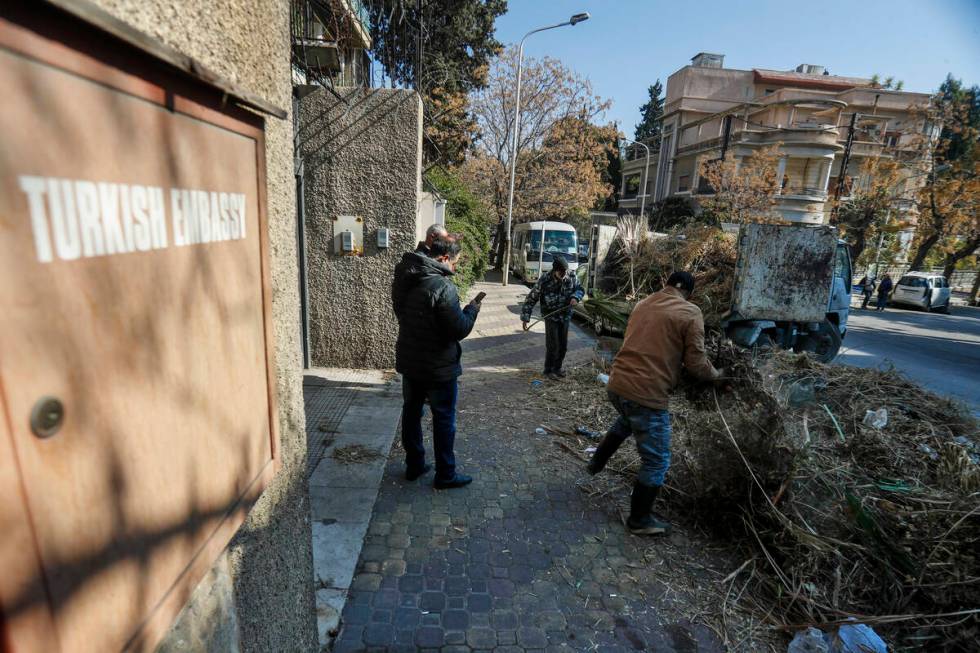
left=511, top=221, right=579, bottom=282
left=890, top=272, right=952, bottom=313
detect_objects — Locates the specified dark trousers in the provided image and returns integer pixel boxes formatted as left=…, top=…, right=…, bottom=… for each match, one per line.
left=544, top=319, right=570, bottom=373
left=861, top=291, right=873, bottom=309
left=401, top=376, right=458, bottom=481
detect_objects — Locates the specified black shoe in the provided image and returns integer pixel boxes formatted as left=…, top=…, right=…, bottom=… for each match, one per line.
left=555, top=369, right=567, bottom=378
left=626, top=482, right=670, bottom=536
left=405, top=463, right=432, bottom=481
left=545, top=372, right=561, bottom=381
left=434, top=474, right=473, bottom=490
left=586, top=431, right=627, bottom=475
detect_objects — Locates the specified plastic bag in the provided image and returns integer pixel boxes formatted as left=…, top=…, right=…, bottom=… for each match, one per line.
left=597, top=373, right=610, bottom=385
left=788, top=627, right=829, bottom=653
left=831, top=623, right=887, bottom=653
left=862, top=408, right=888, bottom=429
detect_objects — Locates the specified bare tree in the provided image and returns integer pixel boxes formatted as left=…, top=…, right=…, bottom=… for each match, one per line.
left=459, top=47, right=615, bottom=267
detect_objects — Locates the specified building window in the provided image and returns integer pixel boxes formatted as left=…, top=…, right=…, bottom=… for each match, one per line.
left=697, top=175, right=714, bottom=195
left=764, top=88, right=775, bottom=96
left=678, top=175, right=690, bottom=192
left=624, top=174, right=640, bottom=198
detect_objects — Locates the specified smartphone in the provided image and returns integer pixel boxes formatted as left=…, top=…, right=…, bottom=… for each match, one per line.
left=474, top=291, right=487, bottom=303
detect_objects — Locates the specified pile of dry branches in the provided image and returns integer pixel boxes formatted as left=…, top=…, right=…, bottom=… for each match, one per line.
left=544, top=351, right=980, bottom=650
left=590, top=224, right=737, bottom=329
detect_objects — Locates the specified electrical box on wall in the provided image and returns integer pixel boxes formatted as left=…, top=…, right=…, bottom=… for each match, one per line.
left=333, top=215, right=363, bottom=255
left=377, top=228, right=390, bottom=249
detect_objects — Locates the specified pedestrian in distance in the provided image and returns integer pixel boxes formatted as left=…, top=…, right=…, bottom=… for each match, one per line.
left=520, top=255, right=584, bottom=380
left=587, top=271, right=726, bottom=536
left=416, top=223, right=449, bottom=257
left=876, top=274, right=893, bottom=311
left=392, top=236, right=482, bottom=489
left=859, top=274, right=876, bottom=310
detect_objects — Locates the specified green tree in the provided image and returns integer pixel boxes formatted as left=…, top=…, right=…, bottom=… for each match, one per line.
left=426, top=168, right=493, bottom=293
left=649, top=196, right=700, bottom=232
left=368, top=0, right=508, bottom=165
left=634, top=80, right=664, bottom=144
left=368, top=0, right=506, bottom=94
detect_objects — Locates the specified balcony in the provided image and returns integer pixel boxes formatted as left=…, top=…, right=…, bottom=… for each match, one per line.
left=292, top=0, right=372, bottom=87
left=748, top=124, right=842, bottom=149
left=780, top=186, right=829, bottom=201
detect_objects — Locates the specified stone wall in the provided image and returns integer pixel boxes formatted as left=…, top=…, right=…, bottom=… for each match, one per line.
left=298, top=87, right=423, bottom=369
left=92, top=2, right=316, bottom=651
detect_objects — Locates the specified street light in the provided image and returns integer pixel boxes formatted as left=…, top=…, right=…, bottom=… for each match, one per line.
left=619, top=137, right=651, bottom=226
left=501, top=12, right=591, bottom=286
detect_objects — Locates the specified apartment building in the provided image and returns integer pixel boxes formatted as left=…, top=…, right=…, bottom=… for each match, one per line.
left=621, top=53, right=932, bottom=232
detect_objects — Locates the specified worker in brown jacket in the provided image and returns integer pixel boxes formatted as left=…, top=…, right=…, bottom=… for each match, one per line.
left=587, top=271, right=723, bottom=535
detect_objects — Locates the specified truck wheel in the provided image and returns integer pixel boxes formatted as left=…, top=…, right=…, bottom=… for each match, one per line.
left=795, top=320, right=842, bottom=363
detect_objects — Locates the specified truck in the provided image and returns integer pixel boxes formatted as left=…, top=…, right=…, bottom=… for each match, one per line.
left=578, top=220, right=852, bottom=362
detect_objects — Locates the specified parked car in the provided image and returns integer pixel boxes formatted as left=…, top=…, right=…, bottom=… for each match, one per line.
left=889, top=272, right=951, bottom=313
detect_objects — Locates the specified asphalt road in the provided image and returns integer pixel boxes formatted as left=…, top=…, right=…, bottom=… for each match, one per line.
left=838, top=301, right=980, bottom=413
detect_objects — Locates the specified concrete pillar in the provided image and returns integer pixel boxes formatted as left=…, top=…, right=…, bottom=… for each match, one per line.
left=775, top=156, right=788, bottom=195
left=819, top=157, right=833, bottom=194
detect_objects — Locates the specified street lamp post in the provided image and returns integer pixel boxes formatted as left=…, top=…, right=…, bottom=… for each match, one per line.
left=501, top=12, right=590, bottom=286
left=619, top=137, right=651, bottom=225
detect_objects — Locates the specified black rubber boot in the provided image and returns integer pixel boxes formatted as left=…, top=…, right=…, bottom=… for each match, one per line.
left=626, top=482, right=670, bottom=536
left=586, top=431, right=628, bottom=475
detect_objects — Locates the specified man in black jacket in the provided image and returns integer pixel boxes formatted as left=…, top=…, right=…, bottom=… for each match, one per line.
left=392, top=236, right=481, bottom=489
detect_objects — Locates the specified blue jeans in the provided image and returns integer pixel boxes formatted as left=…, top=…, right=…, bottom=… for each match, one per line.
left=401, top=376, right=458, bottom=481
left=606, top=390, right=672, bottom=487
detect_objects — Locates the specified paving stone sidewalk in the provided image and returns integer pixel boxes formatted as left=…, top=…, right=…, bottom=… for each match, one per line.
left=304, top=369, right=402, bottom=648
left=331, top=276, right=725, bottom=653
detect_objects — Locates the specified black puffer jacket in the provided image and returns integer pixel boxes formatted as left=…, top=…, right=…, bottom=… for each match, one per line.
left=392, top=252, right=479, bottom=381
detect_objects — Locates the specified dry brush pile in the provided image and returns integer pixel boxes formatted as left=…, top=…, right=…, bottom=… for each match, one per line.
left=543, top=348, right=980, bottom=650
left=586, top=223, right=737, bottom=330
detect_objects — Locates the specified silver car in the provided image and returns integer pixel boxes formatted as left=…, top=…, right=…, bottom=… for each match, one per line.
left=890, top=272, right=952, bottom=313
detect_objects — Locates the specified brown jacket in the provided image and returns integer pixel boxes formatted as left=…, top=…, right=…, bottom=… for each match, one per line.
left=608, top=286, right=720, bottom=410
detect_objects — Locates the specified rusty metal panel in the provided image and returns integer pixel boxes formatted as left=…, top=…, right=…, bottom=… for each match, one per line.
left=732, top=223, right=837, bottom=323
left=0, top=10, right=278, bottom=653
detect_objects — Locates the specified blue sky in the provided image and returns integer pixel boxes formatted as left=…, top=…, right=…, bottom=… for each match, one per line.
left=493, top=0, right=980, bottom=136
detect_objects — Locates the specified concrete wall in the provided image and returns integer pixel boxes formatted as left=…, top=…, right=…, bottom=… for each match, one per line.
left=92, top=2, right=316, bottom=651
left=298, top=87, right=423, bottom=369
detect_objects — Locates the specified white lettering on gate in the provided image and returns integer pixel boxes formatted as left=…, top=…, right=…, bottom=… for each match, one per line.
left=51, top=179, right=82, bottom=261
left=18, top=175, right=245, bottom=263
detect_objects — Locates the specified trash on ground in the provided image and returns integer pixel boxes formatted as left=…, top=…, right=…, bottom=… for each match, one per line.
left=831, top=623, right=887, bottom=653
left=331, top=444, right=384, bottom=464
left=543, top=345, right=980, bottom=651
left=596, top=373, right=609, bottom=385
left=575, top=425, right=602, bottom=439
left=788, top=627, right=829, bottom=653
left=534, top=427, right=547, bottom=435
left=918, top=442, right=939, bottom=460
left=862, top=407, right=888, bottom=429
